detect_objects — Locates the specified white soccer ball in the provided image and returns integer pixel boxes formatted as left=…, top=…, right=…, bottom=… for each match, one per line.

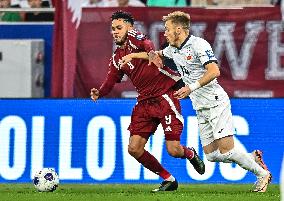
left=33, top=168, right=59, bottom=192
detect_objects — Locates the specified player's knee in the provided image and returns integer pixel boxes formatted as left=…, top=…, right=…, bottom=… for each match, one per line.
left=128, top=144, right=142, bottom=158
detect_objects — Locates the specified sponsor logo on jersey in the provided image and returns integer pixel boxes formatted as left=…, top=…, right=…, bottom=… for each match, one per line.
left=136, top=34, right=144, bottom=40
left=165, top=126, right=172, bottom=132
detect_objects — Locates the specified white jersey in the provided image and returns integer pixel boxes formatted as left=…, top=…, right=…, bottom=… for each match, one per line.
left=162, top=35, right=229, bottom=110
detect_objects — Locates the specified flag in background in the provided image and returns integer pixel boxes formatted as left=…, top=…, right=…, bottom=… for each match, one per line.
left=51, top=0, right=84, bottom=97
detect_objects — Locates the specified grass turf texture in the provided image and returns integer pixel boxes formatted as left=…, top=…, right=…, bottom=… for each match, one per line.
left=0, top=183, right=280, bottom=201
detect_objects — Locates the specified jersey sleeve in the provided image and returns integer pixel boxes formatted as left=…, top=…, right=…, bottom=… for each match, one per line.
left=127, top=30, right=155, bottom=53
left=99, top=57, right=124, bottom=97
left=162, top=46, right=173, bottom=59
left=194, top=38, right=218, bottom=66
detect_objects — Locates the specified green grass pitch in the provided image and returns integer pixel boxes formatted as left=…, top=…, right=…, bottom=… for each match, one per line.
left=0, top=183, right=280, bottom=201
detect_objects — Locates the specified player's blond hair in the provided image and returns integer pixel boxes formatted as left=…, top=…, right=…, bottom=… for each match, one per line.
left=162, top=11, right=190, bottom=31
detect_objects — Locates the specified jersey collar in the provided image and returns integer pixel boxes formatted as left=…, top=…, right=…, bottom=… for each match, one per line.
left=177, top=34, right=191, bottom=50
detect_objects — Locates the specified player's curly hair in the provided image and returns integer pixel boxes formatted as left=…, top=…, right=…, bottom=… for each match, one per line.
left=162, top=11, right=190, bottom=30
left=111, top=11, right=134, bottom=25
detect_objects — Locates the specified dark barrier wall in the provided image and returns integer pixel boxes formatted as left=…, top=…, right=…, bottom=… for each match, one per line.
left=0, top=99, right=283, bottom=183
left=0, top=24, right=53, bottom=97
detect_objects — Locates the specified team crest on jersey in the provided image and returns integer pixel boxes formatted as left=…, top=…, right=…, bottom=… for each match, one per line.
left=186, top=55, right=192, bottom=60
left=136, top=34, right=144, bottom=40
left=205, top=50, right=215, bottom=60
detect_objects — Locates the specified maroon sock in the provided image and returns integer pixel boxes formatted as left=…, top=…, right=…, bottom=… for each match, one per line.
left=182, top=146, right=194, bottom=160
left=137, top=150, right=171, bottom=180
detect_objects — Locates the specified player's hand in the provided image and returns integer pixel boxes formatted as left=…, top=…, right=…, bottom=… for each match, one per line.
left=119, top=54, right=133, bottom=67
left=90, top=88, right=100, bottom=101
left=148, top=50, right=163, bottom=68
left=174, top=85, right=191, bottom=99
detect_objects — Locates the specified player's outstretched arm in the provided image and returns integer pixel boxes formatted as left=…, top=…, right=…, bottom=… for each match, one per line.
left=148, top=50, right=163, bottom=68
left=120, top=51, right=163, bottom=68
left=174, top=62, right=220, bottom=99
left=90, top=88, right=100, bottom=101
left=174, top=85, right=191, bottom=99
left=119, top=52, right=149, bottom=66
left=199, top=62, right=220, bottom=86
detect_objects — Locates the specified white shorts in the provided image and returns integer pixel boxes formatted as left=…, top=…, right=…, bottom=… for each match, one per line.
left=196, top=101, right=234, bottom=147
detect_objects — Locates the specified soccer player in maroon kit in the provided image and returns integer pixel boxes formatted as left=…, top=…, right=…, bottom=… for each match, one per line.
left=90, top=11, right=205, bottom=192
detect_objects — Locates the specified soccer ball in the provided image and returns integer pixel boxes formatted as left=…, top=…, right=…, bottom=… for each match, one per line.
left=33, top=168, right=59, bottom=192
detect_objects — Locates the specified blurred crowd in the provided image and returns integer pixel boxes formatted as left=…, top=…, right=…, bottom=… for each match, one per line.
left=0, top=0, right=282, bottom=22
left=83, top=0, right=279, bottom=7
left=0, top=0, right=53, bottom=22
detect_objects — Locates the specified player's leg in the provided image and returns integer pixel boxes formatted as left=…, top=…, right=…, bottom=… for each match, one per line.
left=197, top=107, right=223, bottom=162
left=165, top=140, right=205, bottom=175
left=160, top=92, right=205, bottom=175
left=214, top=104, right=270, bottom=176
left=215, top=136, right=268, bottom=174
left=204, top=103, right=271, bottom=192
left=128, top=134, right=179, bottom=192
left=216, top=136, right=271, bottom=192
left=128, top=101, right=177, bottom=192
left=203, top=137, right=272, bottom=192
left=128, top=134, right=173, bottom=179
left=205, top=140, right=270, bottom=170
left=251, top=150, right=269, bottom=171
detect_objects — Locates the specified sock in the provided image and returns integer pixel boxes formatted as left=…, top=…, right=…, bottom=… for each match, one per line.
left=137, top=150, right=171, bottom=180
left=220, top=147, right=267, bottom=177
left=206, top=150, right=222, bottom=162
left=182, top=146, right=194, bottom=160
left=165, top=175, right=175, bottom=182
left=248, top=152, right=255, bottom=161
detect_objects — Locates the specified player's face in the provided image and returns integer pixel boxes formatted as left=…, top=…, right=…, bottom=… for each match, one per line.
left=164, top=20, right=180, bottom=47
left=111, top=19, right=130, bottom=46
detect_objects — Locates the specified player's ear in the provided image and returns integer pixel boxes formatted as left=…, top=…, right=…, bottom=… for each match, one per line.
left=176, top=26, right=181, bottom=34
left=128, top=24, right=133, bottom=31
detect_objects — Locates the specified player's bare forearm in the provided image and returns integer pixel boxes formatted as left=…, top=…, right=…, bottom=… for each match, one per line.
left=119, top=52, right=149, bottom=67
left=148, top=50, right=163, bottom=68
left=175, top=63, right=220, bottom=98
left=198, top=62, right=220, bottom=86
left=156, top=50, right=162, bottom=57
left=131, top=52, right=149, bottom=59
left=174, top=85, right=191, bottom=99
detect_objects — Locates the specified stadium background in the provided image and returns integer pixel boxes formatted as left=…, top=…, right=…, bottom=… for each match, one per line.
left=0, top=0, right=283, bottom=188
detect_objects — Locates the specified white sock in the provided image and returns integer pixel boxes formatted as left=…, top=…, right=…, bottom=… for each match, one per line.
left=247, top=152, right=255, bottom=160
left=206, top=150, right=220, bottom=162
left=220, top=147, right=267, bottom=177
left=206, top=149, right=232, bottom=163
left=165, top=175, right=175, bottom=182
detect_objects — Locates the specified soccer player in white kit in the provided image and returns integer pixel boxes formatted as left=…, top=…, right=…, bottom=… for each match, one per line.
left=148, top=11, right=272, bottom=192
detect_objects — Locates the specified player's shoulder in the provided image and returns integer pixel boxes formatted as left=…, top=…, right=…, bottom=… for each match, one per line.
left=189, top=35, right=209, bottom=45
left=162, top=44, right=176, bottom=59
left=109, top=51, right=120, bottom=62
left=188, top=35, right=212, bottom=51
left=108, top=53, right=120, bottom=69
left=127, top=29, right=149, bottom=49
left=128, top=29, right=147, bottom=41
left=112, top=49, right=119, bottom=57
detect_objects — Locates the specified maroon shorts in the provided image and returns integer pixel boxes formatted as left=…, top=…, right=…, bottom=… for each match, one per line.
left=128, top=90, right=184, bottom=141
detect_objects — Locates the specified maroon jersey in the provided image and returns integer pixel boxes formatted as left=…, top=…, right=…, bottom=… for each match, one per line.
left=99, top=29, right=181, bottom=101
